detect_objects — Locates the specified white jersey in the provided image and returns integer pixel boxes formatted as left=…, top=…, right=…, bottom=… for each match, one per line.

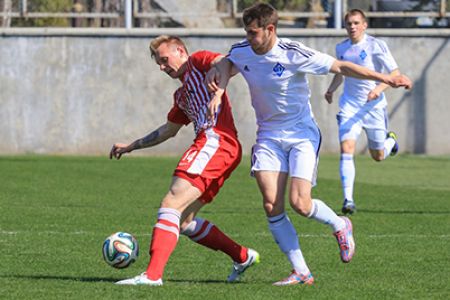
left=336, top=34, right=398, bottom=113
left=227, top=38, right=335, bottom=131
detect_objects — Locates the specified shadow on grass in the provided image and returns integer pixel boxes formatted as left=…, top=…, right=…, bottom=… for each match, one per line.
left=2, top=274, right=244, bottom=284
left=2, top=274, right=118, bottom=283
left=168, top=278, right=254, bottom=284
left=357, top=209, right=450, bottom=215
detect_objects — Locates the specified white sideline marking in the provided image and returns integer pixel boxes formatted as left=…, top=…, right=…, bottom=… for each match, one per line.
left=0, top=230, right=89, bottom=235
left=1, top=230, right=449, bottom=239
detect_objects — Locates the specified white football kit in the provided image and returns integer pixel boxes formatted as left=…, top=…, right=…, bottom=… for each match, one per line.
left=336, top=34, right=398, bottom=149
left=228, top=38, right=335, bottom=183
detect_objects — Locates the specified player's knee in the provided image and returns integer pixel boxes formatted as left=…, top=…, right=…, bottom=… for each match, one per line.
left=160, top=196, right=182, bottom=211
left=290, top=196, right=311, bottom=217
left=263, top=202, right=275, bottom=214
left=263, top=201, right=283, bottom=216
left=371, top=153, right=384, bottom=162
left=180, top=219, right=196, bottom=236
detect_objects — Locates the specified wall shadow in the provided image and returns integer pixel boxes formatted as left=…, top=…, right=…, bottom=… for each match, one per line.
left=362, top=38, right=448, bottom=154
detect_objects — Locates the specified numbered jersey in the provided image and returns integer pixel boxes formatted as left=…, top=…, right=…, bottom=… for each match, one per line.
left=175, top=127, right=241, bottom=179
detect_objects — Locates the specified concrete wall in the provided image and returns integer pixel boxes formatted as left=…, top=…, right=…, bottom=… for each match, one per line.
left=1, top=28, right=449, bottom=156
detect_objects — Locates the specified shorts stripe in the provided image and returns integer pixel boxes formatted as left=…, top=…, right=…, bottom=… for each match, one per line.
left=187, top=129, right=220, bottom=174
left=311, top=127, right=322, bottom=185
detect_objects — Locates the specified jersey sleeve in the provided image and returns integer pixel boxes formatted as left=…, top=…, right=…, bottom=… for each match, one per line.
left=167, top=91, right=191, bottom=125
left=190, top=50, right=221, bottom=73
left=226, top=39, right=248, bottom=68
left=373, top=39, right=398, bottom=73
left=293, top=43, right=335, bottom=75
left=167, top=105, right=190, bottom=125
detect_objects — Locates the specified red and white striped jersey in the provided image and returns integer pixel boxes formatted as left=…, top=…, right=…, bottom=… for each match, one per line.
left=167, top=51, right=238, bottom=137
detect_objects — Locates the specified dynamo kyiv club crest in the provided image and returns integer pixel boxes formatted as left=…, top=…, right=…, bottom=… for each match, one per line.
left=359, top=50, right=367, bottom=60
left=273, top=62, right=285, bottom=77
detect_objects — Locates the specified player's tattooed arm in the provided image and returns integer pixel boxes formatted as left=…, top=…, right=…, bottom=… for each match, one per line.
left=132, top=121, right=183, bottom=150
left=135, top=130, right=160, bottom=149
left=110, top=122, right=183, bottom=159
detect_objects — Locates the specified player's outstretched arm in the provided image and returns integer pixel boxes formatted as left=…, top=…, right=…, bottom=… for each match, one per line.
left=367, top=69, right=400, bottom=101
left=109, top=121, right=183, bottom=160
left=330, top=60, right=412, bottom=90
left=325, top=74, right=344, bottom=104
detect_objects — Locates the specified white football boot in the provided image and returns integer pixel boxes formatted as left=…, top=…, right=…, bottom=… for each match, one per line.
left=227, top=248, right=260, bottom=282
left=115, top=272, right=163, bottom=286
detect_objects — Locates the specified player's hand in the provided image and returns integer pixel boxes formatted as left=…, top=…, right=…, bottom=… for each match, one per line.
left=207, top=93, right=222, bottom=123
left=367, top=90, right=380, bottom=102
left=324, top=91, right=333, bottom=104
left=110, top=143, right=131, bottom=160
left=389, top=74, right=413, bottom=89
left=205, top=67, right=220, bottom=93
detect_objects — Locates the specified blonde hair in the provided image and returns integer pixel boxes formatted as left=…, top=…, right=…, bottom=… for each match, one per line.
left=149, top=35, right=188, bottom=58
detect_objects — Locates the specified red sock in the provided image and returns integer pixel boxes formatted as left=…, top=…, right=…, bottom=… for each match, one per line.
left=186, top=219, right=248, bottom=263
left=146, top=208, right=180, bottom=280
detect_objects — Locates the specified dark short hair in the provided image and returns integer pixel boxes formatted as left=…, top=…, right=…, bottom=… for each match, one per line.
left=242, top=2, right=278, bottom=28
left=344, top=9, right=367, bottom=23
left=149, top=35, right=188, bottom=58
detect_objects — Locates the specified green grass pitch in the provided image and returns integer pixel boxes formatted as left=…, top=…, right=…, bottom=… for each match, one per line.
left=1, top=154, right=449, bottom=299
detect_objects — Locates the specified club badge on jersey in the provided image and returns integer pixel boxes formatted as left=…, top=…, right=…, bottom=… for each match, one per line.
left=273, top=62, right=286, bottom=77
left=359, top=50, right=367, bottom=60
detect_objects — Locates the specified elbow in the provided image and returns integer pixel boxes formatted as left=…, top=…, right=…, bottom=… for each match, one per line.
left=168, top=131, right=178, bottom=138
left=330, top=61, right=344, bottom=75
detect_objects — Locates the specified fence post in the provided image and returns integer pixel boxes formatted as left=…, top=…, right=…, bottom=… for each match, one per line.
left=440, top=0, right=447, bottom=18
left=334, top=0, right=342, bottom=29
left=125, top=0, right=132, bottom=29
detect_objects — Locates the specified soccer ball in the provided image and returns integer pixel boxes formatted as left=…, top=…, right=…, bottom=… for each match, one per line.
left=102, top=232, right=139, bottom=269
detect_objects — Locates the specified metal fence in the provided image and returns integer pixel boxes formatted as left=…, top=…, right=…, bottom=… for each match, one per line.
left=1, top=0, right=449, bottom=29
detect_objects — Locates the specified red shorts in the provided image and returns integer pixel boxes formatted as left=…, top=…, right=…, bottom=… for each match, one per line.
left=173, top=128, right=242, bottom=203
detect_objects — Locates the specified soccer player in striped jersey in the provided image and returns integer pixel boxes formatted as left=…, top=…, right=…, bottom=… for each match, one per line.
left=110, top=35, right=259, bottom=286
left=325, top=9, right=402, bottom=215
left=206, top=3, right=411, bottom=286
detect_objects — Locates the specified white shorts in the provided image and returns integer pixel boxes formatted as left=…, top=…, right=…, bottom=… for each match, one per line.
left=251, top=119, right=321, bottom=185
left=337, top=107, right=388, bottom=150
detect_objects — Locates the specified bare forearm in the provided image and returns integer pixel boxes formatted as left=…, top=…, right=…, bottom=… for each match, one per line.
left=214, top=57, right=233, bottom=92
left=131, top=123, right=179, bottom=151
left=327, top=74, right=343, bottom=93
left=331, top=61, right=389, bottom=83
left=132, top=130, right=161, bottom=150
left=373, top=69, right=401, bottom=94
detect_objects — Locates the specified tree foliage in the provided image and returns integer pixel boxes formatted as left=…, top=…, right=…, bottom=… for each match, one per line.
left=12, top=0, right=72, bottom=27
left=237, top=0, right=308, bottom=11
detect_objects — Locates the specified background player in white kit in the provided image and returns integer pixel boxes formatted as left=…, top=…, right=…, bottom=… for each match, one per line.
left=110, top=35, right=259, bottom=286
left=325, top=9, right=402, bottom=214
left=207, top=3, right=412, bottom=286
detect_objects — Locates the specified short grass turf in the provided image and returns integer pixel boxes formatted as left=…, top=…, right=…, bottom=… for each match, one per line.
left=0, top=154, right=449, bottom=299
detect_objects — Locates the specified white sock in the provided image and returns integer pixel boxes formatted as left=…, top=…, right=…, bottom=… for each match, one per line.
left=308, top=199, right=346, bottom=232
left=384, top=137, right=396, bottom=159
left=268, top=213, right=310, bottom=275
left=340, top=153, right=355, bottom=201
